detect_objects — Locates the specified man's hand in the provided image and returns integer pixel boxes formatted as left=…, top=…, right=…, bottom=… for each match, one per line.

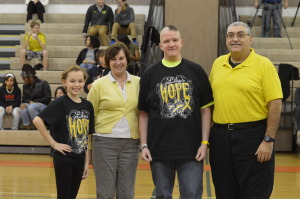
left=82, top=33, right=87, bottom=38
left=195, top=144, right=208, bottom=161
left=27, top=31, right=33, bottom=39
left=255, top=141, right=273, bottom=163
left=141, top=148, right=152, bottom=162
left=117, top=6, right=122, bottom=14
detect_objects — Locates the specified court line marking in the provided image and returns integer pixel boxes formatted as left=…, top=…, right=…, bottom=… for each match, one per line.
left=205, top=156, right=212, bottom=197
left=1, top=160, right=299, bottom=172
left=0, top=194, right=299, bottom=199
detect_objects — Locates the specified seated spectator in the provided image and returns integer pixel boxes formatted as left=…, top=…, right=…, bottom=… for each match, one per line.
left=20, top=64, right=51, bottom=130
left=110, top=0, right=138, bottom=45
left=0, top=73, right=21, bottom=130
left=54, top=86, right=67, bottom=98
left=84, top=49, right=110, bottom=93
left=117, top=34, right=140, bottom=62
left=76, top=35, right=101, bottom=70
left=82, top=0, right=114, bottom=46
left=20, top=21, right=48, bottom=71
left=25, top=0, right=49, bottom=23
left=117, top=34, right=140, bottom=75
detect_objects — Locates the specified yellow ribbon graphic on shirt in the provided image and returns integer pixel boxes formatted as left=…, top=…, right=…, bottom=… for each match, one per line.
left=182, top=96, right=191, bottom=111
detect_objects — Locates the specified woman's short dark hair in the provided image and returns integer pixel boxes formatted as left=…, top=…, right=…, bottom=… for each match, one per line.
left=85, top=35, right=101, bottom=49
left=2, top=73, right=18, bottom=88
left=117, top=34, right=131, bottom=46
left=105, top=43, right=131, bottom=68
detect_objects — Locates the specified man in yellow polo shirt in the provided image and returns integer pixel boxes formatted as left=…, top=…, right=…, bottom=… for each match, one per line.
left=20, top=21, right=48, bottom=71
left=209, top=21, right=282, bottom=199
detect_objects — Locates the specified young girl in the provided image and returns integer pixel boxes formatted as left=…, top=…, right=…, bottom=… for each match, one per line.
left=0, top=73, right=21, bottom=130
left=76, top=35, right=100, bottom=70
left=33, top=65, right=95, bottom=199
left=50, top=86, right=67, bottom=156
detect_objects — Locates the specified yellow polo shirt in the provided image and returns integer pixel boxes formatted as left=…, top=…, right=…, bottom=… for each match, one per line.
left=209, top=48, right=282, bottom=124
left=24, top=32, right=46, bottom=52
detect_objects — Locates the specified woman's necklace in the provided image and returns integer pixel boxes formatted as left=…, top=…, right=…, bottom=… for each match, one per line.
left=6, top=86, right=14, bottom=94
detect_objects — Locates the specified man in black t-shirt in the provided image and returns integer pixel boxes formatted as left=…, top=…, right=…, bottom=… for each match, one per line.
left=138, top=25, right=213, bottom=199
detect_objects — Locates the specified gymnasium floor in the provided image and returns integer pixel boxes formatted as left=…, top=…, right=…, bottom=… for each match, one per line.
left=0, top=152, right=299, bottom=199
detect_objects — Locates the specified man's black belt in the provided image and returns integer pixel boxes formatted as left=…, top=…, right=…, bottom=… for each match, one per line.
left=213, top=119, right=267, bottom=131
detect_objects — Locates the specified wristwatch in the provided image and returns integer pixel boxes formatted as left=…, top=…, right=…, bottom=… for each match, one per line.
left=140, top=144, right=148, bottom=152
left=264, top=135, right=275, bottom=142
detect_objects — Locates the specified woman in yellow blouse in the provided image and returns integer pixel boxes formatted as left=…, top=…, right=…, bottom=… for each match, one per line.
left=87, top=43, right=140, bottom=199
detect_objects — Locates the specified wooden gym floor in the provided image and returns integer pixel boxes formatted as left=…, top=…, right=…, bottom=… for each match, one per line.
left=0, top=152, right=299, bottom=199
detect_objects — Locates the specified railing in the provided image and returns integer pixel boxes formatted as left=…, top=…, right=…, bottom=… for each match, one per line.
left=219, top=0, right=238, bottom=56
left=140, top=0, right=164, bottom=74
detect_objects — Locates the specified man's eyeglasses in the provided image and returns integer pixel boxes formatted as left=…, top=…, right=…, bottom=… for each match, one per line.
left=226, top=32, right=249, bottom=39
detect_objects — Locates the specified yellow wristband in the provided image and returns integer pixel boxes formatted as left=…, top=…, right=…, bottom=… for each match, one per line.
left=201, top=141, right=209, bottom=145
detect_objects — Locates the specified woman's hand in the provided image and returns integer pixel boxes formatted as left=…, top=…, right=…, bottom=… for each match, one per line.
left=141, top=148, right=152, bottom=162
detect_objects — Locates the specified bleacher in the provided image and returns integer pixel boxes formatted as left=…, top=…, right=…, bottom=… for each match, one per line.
left=239, top=15, right=300, bottom=98
left=239, top=15, right=300, bottom=67
left=0, top=3, right=146, bottom=153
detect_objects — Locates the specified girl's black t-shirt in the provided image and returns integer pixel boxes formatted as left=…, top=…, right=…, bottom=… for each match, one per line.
left=38, top=95, right=95, bottom=161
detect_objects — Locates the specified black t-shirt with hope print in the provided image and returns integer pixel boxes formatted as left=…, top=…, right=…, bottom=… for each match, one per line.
left=38, top=95, right=95, bottom=161
left=138, top=58, right=213, bottom=161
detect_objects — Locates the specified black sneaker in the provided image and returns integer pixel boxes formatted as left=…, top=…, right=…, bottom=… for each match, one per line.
left=34, top=63, right=43, bottom=70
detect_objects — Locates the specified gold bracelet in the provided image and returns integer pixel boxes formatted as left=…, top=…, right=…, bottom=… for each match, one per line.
left=201, top=141, right=209, bottom=145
